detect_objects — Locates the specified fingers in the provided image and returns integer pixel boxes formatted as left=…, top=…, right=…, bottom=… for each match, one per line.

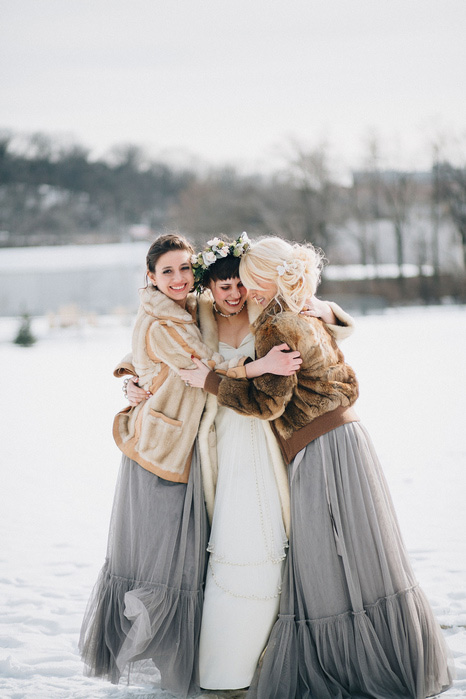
left=179, top=370, right=200, bottom=385
left=191, top=356, right=204, bottom=367
left=127, top=385, right=150, bottom=404
left=179, top=368, right=203, bottom=388
left=281, top=350, right=301, bottom=361
left=285, top=355, right=302, bottom=375
left=126, top=375, right=150, bottom=404
left=275, top=345, right=301, bottom=360
left=128, top=385, right=148, bottom=396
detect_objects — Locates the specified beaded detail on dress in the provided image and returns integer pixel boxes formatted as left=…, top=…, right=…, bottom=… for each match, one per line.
left=205, top=333, right=288, bottom=601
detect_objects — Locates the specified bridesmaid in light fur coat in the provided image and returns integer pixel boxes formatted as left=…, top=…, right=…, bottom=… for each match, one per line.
left=80, top=233, right=302, bottom=698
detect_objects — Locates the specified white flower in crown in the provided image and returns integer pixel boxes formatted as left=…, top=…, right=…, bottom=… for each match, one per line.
left=202, top=250, right=217, bottom=266
left=206, top=237, right=229, bottom=257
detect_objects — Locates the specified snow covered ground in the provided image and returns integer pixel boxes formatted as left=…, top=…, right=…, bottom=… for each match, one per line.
left=1, top=306, right=465, bottom=699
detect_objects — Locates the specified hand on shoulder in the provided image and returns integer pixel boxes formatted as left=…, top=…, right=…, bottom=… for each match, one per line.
left=301, top=296, right=337, bottom=325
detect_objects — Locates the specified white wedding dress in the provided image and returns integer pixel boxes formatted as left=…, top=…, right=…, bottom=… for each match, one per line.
left=198, top=333, right=288, bottom=690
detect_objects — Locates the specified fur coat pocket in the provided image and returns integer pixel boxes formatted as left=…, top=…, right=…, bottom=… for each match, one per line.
left=138, top=409, right=184, bottom=463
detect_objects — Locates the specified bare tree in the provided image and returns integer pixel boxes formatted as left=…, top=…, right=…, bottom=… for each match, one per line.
left=169, top=167, right=265, bottom=242
left=283, top=140, right=339, bottom=249
left=346, top=135, right=385, bottom=267
left=438, top=162, right=466, bottom=270
left=385, top=173, right=409, bottom=290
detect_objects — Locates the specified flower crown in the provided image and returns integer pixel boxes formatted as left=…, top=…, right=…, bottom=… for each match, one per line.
left=191, top=232, right=251, bottom=293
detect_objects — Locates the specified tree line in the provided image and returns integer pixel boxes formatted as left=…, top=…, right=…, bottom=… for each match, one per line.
left=1, top=130, right=465, bottom=294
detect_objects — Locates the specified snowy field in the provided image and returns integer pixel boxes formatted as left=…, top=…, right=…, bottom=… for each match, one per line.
left=1, top=306, right=465, bottom=699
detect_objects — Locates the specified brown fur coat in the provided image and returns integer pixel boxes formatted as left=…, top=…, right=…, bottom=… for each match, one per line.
left=212, top=301, right=359, bottom=440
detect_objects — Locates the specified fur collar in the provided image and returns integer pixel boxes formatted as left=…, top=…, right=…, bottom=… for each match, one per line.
left=197, top=291, right=219, bottom=351
left=251, top=299, right=290, bottom=332
left=139, top=286, right=197, bottom=323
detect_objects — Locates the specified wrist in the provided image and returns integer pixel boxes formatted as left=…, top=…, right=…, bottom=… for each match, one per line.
left=320, top=301, right=337, bottom=325
left=246, top=356, right=265, bottom=379
left=324, top=311, right=338, bottom=325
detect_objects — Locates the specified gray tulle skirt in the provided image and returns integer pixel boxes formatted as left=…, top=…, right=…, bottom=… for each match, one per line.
left=247, top=422, right=453, bottom=699
left=79, top=443, right=208, bottom=697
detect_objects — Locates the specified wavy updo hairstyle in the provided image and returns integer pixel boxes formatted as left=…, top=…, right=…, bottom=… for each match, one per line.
left=239, top=237, right=325, bottom=313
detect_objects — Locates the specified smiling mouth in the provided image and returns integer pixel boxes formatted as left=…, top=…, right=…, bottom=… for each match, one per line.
left=170, top=284, right=187, bottom=291
left=225, top=299, right=241, bottom=306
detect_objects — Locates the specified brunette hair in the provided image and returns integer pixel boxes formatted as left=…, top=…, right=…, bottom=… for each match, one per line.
left=146, top=233, right=194, bottom=277
left=239, top=237, right=325, bottom=313
left=202, top=250, right=241, bottom=287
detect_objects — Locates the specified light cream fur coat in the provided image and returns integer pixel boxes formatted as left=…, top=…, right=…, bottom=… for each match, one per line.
left=113, top=286, right=247, bottom=483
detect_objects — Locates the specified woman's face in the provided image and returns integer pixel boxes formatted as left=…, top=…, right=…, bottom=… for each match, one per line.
left=209, top=277, right=248, bottom=315
left=245, top=278, right=277, bottom=307
left=148, top=249, right=194, bottom=306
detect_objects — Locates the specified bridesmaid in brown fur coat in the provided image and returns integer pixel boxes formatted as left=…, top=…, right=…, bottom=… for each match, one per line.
left=180, top=236, right=454, bottom=699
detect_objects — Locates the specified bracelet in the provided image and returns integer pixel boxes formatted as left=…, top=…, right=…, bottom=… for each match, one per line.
left=122, top=377, right=130, bottom=398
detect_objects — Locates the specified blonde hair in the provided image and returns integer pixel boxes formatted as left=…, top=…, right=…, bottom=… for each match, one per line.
left=239, top=237, right=325, bottom=313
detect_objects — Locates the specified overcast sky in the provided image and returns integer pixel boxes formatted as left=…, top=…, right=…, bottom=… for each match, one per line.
left=1, top=0, right=465, bottom=174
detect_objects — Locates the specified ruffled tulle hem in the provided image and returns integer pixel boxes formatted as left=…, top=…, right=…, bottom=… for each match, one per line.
left=247, top=585, right=454, bottom=699
left=79, top=563, right=203, bottom=697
